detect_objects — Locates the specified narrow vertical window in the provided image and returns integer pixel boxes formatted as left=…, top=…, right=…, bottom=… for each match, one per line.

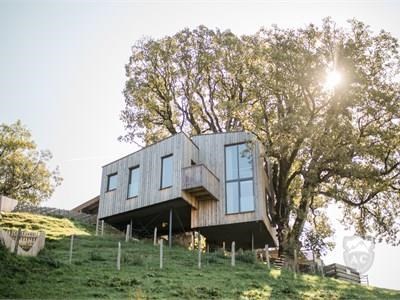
left=238, top=143, right=253, bottom=178
left=127, top=166, right=140, bottom=198
left=107, top=173, right=117, bottom=192
left=161, top=154, right=173, bottom=188
left=240, top=180, right=254, bottom=211
left=226, top=145, right=238, bottom=181
left=225, top=143, right=254, bottom=213
left=226, top=182, right=239, bottom=213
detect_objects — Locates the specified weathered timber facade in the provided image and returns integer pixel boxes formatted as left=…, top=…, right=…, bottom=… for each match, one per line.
left=98, top=132, right=277, bottom=248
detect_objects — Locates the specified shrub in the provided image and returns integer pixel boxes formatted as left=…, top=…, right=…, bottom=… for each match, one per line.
left=236, top=250, right=256, bottom=264
left=206, top=252, right=224, bottom=264
left=214, top=248, right=226, bottom=259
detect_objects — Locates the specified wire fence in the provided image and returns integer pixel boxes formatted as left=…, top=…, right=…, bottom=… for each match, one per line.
left=61, top=232, right=331, bottom=280
left=63, top=234, right=272, bottom=273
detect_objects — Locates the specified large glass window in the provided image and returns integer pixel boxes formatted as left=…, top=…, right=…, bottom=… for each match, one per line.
left=225, top=144, right=254, bottom=213
left=127, top=166, right=140, bottom=198
left=107, top=173, right=117, bottom=192
left=161, top=154, right=173, bottom=188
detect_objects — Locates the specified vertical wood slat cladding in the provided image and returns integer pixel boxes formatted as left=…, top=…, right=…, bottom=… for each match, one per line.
left=190, top=132, right=269, bottom=228
left=98, top=134, right=199, bottom=219
left=98, top=131, right=276, bottom=244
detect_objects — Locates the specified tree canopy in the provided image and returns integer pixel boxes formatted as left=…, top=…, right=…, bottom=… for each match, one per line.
left=0, top=121, right=62, bottom=205
left=121, top=19, right=400, bottom=255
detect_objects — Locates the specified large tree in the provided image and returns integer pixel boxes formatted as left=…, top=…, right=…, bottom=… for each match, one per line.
left=0, top=121, right=62, bottom=205
left=121, top=19, right=400, bottom=256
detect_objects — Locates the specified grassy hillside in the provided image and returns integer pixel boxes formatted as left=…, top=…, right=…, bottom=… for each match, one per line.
left=0, top=212, right=91, bottom=239
left=1, top=212, right=399, bottom=299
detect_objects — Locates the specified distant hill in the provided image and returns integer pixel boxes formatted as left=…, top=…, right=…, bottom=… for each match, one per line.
left=1, top=212, right=399, bottom=299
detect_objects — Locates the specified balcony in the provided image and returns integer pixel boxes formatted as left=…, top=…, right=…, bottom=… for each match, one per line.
left=182, top=164, right=220, bottom=201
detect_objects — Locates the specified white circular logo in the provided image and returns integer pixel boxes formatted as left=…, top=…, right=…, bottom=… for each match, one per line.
left=343, top=235, right=375, bottom=274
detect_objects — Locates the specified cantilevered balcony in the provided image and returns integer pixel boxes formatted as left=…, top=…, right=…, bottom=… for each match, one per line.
left=182, top=164, right=220, bottom=201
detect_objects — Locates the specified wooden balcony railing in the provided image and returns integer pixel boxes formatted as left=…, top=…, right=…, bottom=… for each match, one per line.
left=182, top=164, right=220, bottom=201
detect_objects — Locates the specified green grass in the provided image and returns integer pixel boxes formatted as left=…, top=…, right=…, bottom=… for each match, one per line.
left=1, top=213, right=399, bottom=299
left=0, top=212, right=91, bottom=239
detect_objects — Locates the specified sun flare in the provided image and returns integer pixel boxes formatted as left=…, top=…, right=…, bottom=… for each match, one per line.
left=324, top=70, right=341, bottom=90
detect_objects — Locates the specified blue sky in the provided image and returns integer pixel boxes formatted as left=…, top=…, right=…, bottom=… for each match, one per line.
left=1, top=0, right=399, bottom=290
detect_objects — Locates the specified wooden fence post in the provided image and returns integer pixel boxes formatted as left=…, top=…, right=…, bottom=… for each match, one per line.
left=117, top=242, right=121, bottom=271
left=265, top=244, right=270, bottom=269
left=222, top=241, right=225, bottom=251
left=198, top=239, right=202, bottom=269
left=95, top=219, right=99, bottom=236
left=125, top=224, right=130, bottom=242
left=14, top=228, right=22, bottom=254
left=251, top=232, right=254, bottom=252
left=169, top=208, right=173, bottom=248
left=101, top=220, right=104, bottom=236
left=153, top=227, right=158, bottom=246
left=231, top=241, right=235, bottom=267
left=69, top=235, right=74, bottom=264
left=160, top=239, right=163, bottom=269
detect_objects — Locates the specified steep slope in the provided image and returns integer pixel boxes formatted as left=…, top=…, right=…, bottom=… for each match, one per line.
left=0, top=212, right=91, bottom=239
left=0, top=212, right=399, bottom=299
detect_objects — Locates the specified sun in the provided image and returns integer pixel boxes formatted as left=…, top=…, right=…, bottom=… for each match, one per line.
left=324, top=70, right=342, bottom=90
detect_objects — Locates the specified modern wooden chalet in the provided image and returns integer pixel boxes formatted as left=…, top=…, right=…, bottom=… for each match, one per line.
left=98, top=132, right=277, bottom=249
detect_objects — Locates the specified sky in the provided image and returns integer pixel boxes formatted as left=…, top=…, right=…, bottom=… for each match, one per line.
left=1, top=0, right=399, bottom=290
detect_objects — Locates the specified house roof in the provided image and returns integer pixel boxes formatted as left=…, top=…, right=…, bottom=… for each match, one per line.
left=71, top=195, right=100, bottom=212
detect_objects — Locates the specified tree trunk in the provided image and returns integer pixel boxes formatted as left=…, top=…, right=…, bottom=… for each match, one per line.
left=276, top=183, right=313, bottom=259
left=277, top=222, right=298, bottom=258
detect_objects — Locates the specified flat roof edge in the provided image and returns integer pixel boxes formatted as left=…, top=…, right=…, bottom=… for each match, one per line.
left=102, top=131, right=255, bottom=168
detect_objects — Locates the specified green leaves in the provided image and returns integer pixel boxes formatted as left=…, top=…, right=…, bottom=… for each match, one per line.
left=121, top=20, right=400, bottom=251
left=121, top=26, right=249, bottom=144
left=0, top=121, right=62, bottom=205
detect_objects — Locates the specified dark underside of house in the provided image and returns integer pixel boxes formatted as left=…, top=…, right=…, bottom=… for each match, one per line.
left=102, top=198, right=276, bottom=249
